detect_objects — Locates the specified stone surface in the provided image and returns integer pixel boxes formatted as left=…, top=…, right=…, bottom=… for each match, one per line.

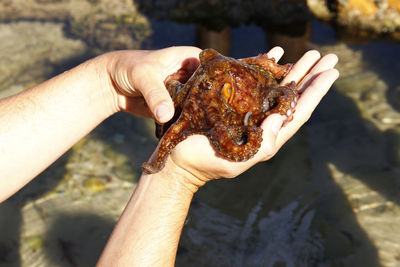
left=137, top=0, right=311, bottom=30
left=308, top=0, right=400, bottom=40
left=0, top=21, right=87, bottom=96
left=0, top=0, right=151, bottom=50
left=308, top=42, right=400, bottom=267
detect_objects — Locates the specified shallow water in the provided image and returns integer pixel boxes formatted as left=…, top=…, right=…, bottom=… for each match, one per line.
left=0, top=12, right=400, bottom=267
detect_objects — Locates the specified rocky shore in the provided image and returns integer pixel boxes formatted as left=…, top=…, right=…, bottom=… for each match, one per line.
left=309, top=0, right=400, bottom=40
left=0, top=1, right=399, bottom=266
left=0, top=0, right=151, bottom=50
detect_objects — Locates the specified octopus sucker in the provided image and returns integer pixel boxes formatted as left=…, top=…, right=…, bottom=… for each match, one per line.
left=244, top=111, right=252, bottom=127
left=142, top=48, right=299, bottom=174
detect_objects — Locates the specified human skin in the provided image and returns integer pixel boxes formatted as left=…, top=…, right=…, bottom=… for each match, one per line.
left=0, top=46, right=339, bottom=266
left=0, top=47, right=200, bottom=201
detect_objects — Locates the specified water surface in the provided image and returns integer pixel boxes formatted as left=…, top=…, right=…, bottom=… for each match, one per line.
left=0, top=12, right=399, bottom=267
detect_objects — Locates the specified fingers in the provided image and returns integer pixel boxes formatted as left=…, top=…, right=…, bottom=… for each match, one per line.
left=266, top=46, right=285, bottom=62
left=297, top=54, right=338, bottom=93
left=132, top=64, right=175, bottom=123
left=135, top=47, right=203, bottom=123
left=276, top=68, right=339, bottom=147
left=125, top=46, right=285, bottom=123
left=255, top=114, right=285, bottom=161
left=153, top=46, right=202, bottom=79
left=281, top=50, right=321, bottom=85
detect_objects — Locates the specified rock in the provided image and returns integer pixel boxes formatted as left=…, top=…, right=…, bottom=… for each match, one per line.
left=345, top=0, right=378, bottom=16
left=83, top=177, right=106, bottom=194
left=136, top=0, right=311, bottom=31
left=0, top=21, right=87, bottom=95
left=308, top=0, right=400, bottom=40
left=24, top=235, right=45, bottom=252
left=335, top=71, right=379, bottom=95
left=388, top=0, right=400, bottom=11
left=374, top=110, right=400, bottom=124
left=388, top=86, right=400, bottom=111
left=0, top=0, right=151, bottom=50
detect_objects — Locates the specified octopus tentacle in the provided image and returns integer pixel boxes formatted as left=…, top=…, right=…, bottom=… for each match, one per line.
left=146, top=49, right=298, bottom=174
left=143, top=118, right=192, bottom=173
left=239, top=54, right=292, bottom=79
left=266, top=82, right=298, bottom=118
left=208, top=122, right=263, bottom=161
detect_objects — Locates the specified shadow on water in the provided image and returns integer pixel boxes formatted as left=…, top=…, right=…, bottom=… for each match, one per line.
left=0, top=154, right=68, bottom=267
left=1, top=2, right=399, bottom=265
left=136, top=5, right=399, bottom=265
left=0, top=52, right=112, bottom=267
left=44, top=213, right=114, bottom=267
left=175, top=88, right=383, bottom=266
left=357, top=42, right=400, bottom=113
left=0, top=200, right=22, bottom=267
left=317, top=90, right=400, bottom=205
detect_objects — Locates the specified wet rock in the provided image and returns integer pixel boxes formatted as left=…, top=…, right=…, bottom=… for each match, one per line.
left=0, top=0, right=151, bottom=50
left=15, top=134, right=138, bottom=265
left=309, top=41, right=400, bottom=267
left=312, top=43, right=400, bottom=131
left=335, top=71, right=379, bottom=95
left=66, top=136, right=138, bottom=186
left=346, top=0, right=378, bottom=16
left=0, top=21, right=87, bottom=95
left=83, top=177, right=106, bottom=194
left=385, top=128, right=400, bottom=166
left=24, top=235, right=45, bottom=252
left=136, top=0, right=311, bottom=31
left=177, top=200, right=325, bottom=266
left=374, top=110, right=400, bottom=124
left=388, top=85, right=400, bottom=111
left=327, top=164, right=400, bottom=266
left=308, top=0, right=400, bottom=40
left=114, top=164, right=137, bottom=183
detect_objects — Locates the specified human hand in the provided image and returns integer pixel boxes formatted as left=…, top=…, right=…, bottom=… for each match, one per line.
left=166, top=47, right=339, bottom=186
left=105, top=46, right=202, bottom=123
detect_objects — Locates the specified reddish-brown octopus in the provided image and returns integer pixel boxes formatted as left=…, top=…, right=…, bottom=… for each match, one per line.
left=142, top=48, right=299, bottom=174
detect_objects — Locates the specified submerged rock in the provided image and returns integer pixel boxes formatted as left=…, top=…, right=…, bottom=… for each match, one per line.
left=136, top=0, right=311, bottom=30
left=308, top=42, right=400, bottom=267
left=0, top=22, right=87, bottom=95
left=24, top=235, right=45, bottom=252
left=0, top=0, right=151, bottom=50
left=83, top=177, right=106, bottom=194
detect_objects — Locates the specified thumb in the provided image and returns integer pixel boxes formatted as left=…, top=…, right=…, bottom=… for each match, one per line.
left=132, top=66, right=174, bottom=123
left=258, top=114, right=285, bottom=160
left=142, top=82, right=174, bottom=123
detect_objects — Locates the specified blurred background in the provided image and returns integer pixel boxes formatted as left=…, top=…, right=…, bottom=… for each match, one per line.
left=0, top=0, right=399, bottom=266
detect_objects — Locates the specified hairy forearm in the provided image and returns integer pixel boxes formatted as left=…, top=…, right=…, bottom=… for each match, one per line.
left=97, top=158, right=198, bottom=267
left=0, top=56, right=116, bottom=201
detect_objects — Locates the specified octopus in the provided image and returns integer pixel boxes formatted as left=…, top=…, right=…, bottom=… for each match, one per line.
left=142, top=48, right=299, bottom=174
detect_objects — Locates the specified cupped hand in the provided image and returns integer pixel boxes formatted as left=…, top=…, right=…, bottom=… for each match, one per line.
left=168, top=47, right=339, bottom=185
left=106, top=46, right=202, bottom=123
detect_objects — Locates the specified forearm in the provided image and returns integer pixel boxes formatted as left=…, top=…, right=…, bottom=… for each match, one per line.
left=97, top=158, right=199, bottom=267
left=0, top=55, right=116, bottom=201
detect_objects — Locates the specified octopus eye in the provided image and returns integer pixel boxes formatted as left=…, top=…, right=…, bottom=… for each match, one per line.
left=221, top=82, right=235, bottom=104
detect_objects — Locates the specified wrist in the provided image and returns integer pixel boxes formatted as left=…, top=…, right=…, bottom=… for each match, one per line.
left=147, top=156, right=206, bottom=196
left=83, top=52, right=122, bottom=117
left=102, top=50, right=145, bottom=114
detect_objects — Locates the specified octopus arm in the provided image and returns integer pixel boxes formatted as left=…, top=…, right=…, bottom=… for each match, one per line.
left=264, top=83, right=298, bottom=117
left=239, top=54, right=292, bottom=79
left=208, top=122, right=263, bottom=162
left=143, top=118, right=191, bottom=174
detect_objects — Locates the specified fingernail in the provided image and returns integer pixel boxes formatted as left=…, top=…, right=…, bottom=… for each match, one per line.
left=271, top=116, right=284, bottom=135
left=156, top=102, right=173, bottom=122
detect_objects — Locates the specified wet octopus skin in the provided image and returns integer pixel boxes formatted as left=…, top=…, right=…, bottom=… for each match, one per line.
left=142, top=48, right=299, bottom=174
